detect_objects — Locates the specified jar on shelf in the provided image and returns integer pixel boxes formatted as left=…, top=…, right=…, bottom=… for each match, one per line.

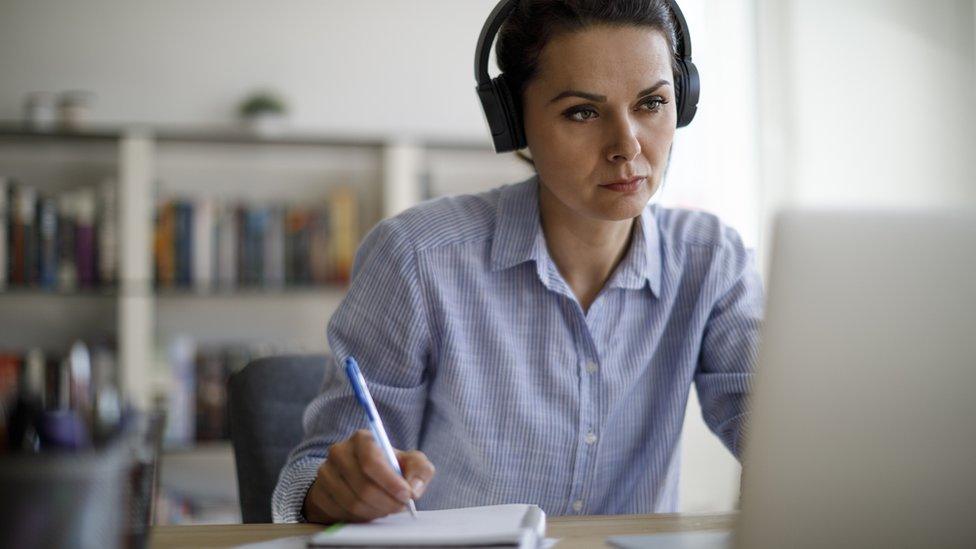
left=23, top=91, right=57, bottom=131
left=58, top=90, right=96, bottom=131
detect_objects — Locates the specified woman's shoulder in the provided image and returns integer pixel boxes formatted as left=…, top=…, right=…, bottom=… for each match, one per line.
left=368, top=182, right=520, bottom=254
left=649, top=204, right=748, bottom=253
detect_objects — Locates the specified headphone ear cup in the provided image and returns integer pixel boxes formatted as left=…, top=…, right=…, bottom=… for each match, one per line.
left=493, top=74, right=527, bottom=151
left=674, top=59, right=700, bottom=128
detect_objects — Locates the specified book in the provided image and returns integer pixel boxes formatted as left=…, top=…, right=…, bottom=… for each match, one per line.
left=37, top=196, right=59, bottom=290
left=308, top=210, right=331, bottom=285
left=308, top=504, right=546, bottom=548
left=192, top=197, right=214, bottom=293
left=155, top=201, right=176, bottom=288
left=263, top=206, right=284, bottom=289
left=98, top=179, right=117, bottom=287
left=284, top=208, right=311, bottom=285
left=194, top=348, right=227, bottom=441
left=329, top=186, right=358, bottom=284
left=174, top=201, right=193, bottom=288
left=215, top=201, right=238, bottom=290
left=10, top=184, right=37, bottom=286
left=0, top=177, right=7, bottom=291
left=57, top=192, right=78, bottom=292
left=74, top=188, right=97, bottom=288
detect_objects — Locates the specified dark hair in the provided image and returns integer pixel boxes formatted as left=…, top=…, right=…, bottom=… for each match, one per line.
left=496, top=0, right=679, bottom=102
left=495, top=0, right=679, bottom=163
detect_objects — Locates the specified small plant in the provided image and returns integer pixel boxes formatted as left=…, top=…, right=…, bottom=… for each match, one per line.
left=238, top=91, right=288, bottom=118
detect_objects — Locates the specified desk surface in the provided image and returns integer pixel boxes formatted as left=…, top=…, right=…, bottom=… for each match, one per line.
left=150, top=512, right=735, bottom=548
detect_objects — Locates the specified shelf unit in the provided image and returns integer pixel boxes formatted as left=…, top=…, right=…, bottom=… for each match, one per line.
left=0, top=122, right=532, bottom=408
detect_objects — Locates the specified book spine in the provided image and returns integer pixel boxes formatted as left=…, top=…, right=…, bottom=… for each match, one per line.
left=12, top=185, right=38, bottom=287
left=37, top=196, right=59, bottom=290
left=157, top=201, right=176, bottom=289
left=194, top=348, right=226, bottom=442
left=263, top=206, right=284, bottom=289
left=98, top=179, right=117, bottom=287
left=0, top=177, right=8, bottom=291
left=58, top=193, right=78, bottom=291
left=309, top=209, right=330, bottom=285
left=236, top=206, right=247, bottom=287
left=175, top=201, right=193, bottom=288
left=0, top=353, right=21, bottom=410
left=193, top=197, right=214, bottom=293
left=246, top=208, right=267, bottom=287
left=74, top=188, right=97, bottom=289
left=296, top=211, right=311, bottom=285
left=164, top=336, right=196, bottom=446
left=216, top=202, right=237, bottom=290
left=330, top=186, right=358, bottom=284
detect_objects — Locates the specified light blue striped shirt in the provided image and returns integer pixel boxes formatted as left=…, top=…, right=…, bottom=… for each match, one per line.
left=272, top=176, right=762, bottom=522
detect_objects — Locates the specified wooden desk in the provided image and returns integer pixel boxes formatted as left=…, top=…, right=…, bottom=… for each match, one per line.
left=150, top=512, right=735, bottom=548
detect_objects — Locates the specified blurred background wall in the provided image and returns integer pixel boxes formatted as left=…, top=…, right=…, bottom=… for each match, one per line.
left=0, top=0, right=972, bottom=522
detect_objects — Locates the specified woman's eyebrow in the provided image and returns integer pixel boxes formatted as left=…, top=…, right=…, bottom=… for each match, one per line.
left=549, top=79, right=672, bottom=104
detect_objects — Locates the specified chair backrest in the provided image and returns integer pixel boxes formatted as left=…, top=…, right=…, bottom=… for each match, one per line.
left=228, top=354, right=327, bottom=523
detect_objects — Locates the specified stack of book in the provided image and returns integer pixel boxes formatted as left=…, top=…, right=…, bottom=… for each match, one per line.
left=0, top=340, right=118, bottom=453
left=0, top=176, right=117, bottom=292
left=155, top=339, right=304, bottom=447
left=153, top=186, right=359, bottom=292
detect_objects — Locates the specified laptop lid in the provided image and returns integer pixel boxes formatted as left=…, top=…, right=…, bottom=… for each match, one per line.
left=736, top=209, right=976, bottom=549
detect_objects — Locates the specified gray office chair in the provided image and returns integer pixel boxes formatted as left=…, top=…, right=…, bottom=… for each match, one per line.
left=228, top=354, right=328, bottom=523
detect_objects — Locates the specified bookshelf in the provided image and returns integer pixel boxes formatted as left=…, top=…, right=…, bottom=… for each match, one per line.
left=1, top=122, right=531, bottom=523
left=0, top=121, right=530, bottom=408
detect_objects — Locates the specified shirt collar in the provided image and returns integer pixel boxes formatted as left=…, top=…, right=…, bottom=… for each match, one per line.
left=605, top=205, right=662, bottom=296
left=490, top=175, right=662, bottom=297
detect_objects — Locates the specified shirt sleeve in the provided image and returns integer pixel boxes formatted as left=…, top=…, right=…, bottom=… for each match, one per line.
left=271, top=217, right=432, bottom=523
left=694, top=225, right=764, bottom=459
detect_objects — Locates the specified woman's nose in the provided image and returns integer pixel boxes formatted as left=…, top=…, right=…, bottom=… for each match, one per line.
left=605, top=116, right=641, bottom=163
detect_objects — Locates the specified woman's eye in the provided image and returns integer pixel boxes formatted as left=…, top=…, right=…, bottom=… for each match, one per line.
left=563, top=107, right=598, bottom=122
left=640, top=97, right=669, bottom=112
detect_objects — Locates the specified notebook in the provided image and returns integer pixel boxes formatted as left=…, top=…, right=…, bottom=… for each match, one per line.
left=307, top=504, right=546, bottom=547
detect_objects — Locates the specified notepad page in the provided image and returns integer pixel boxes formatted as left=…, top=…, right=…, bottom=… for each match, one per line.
left=308, top=504, right=543, bottom=547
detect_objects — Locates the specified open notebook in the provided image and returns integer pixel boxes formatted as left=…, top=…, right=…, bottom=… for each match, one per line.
left=308, top=504, right=546, bottom=547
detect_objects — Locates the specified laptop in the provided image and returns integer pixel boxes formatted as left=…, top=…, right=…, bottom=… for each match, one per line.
left=610, top=209, right=976, bottom=549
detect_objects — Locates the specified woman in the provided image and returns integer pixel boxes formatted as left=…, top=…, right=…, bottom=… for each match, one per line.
left=273, top=0, right=762, bottom=523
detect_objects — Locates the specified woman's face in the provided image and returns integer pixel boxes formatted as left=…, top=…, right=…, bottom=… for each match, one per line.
left=522, top=24, right=677, bottom=223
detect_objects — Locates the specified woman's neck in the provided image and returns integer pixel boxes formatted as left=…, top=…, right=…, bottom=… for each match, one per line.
left=538, top=183, right=635, bottom=313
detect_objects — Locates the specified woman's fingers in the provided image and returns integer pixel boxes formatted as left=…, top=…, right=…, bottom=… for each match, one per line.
left=303, top=430, right=434, bottom=525
left=352, top=430, right=413, bottom=503
left=331, top=436, right=408, bottom=514
left=320, top=460, right=379, bottom=521
left=397, top=449, right=436, bottom=498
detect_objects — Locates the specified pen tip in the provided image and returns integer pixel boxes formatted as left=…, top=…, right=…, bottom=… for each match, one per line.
left=408, top=499, right=418, bottom=519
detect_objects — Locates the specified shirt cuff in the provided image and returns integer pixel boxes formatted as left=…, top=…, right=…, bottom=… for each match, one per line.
left=271, top=457, right=323, bottom=523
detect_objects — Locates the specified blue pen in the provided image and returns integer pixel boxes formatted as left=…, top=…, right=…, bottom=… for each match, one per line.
left=344, top=356, right=419, bottom=519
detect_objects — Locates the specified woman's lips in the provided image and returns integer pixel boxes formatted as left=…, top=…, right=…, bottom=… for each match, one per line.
left=600, top=176, right=646, bottom=193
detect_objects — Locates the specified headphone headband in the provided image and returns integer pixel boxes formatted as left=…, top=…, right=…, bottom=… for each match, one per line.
left=474, top=0, right=700, bottom=153
left=668, top=0, right=693, bottom=60
left=475, top=0, right=518, bottom=85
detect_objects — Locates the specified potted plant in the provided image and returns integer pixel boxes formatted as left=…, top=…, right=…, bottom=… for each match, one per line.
left=238, top=90, right=289, bottom=136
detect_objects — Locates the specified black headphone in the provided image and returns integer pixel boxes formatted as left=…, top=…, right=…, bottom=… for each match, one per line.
left=474, top=0, right=700, bottom=154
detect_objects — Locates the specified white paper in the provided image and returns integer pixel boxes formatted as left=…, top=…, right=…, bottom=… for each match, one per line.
left=309, top=504, right=544, bottom=546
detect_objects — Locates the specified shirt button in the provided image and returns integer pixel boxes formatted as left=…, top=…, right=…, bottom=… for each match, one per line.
left=585, top=431, right=598, bottom=445
left=585, top=361, right=598, bottom=374
left=572, top=500, right=583, bottom=512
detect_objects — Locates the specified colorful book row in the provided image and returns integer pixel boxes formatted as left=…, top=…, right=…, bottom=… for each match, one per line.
left=0, top=176, right=117, bottom=292
left=153, top=187, right=359, bottom=291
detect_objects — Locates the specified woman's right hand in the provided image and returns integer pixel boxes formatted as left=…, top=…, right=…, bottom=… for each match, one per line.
left=302, top=429, right=436, bottom=524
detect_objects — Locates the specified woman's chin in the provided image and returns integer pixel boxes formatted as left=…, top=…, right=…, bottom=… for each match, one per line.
left=590, top=192, right=651, bottom=221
